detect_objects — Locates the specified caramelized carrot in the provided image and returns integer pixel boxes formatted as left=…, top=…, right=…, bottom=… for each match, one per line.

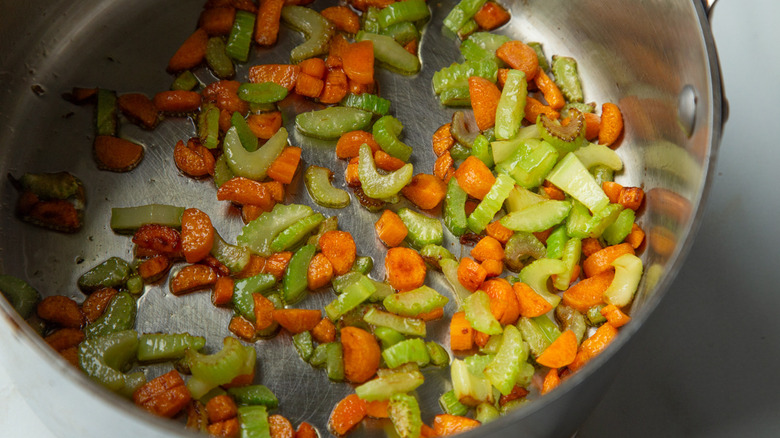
left=456, top=257, right=487, bottom=292
left=600, top=304, right=631, bottom=328
left=328, top=394, right=367, bottom=437
left=473, top=1, right=510, bottom=30
left=319, top=68, right=349, bottom=104
left=311, top=317, right=336, bottom=343
left=374, top=209, right=408, bottom=247
left=247, top=112, right=283, bottom=140
left=44, top=328, right=85, bottom=352
left=153, top=90, right=202, bottom=113
left=238, top=254, right=266, bottom=279
left=497, top=68, right=510, bottom=89
left=138, top=255, right=171, bottom=283
left=401, top=174, right=448, bottom=210
left=433, top=151, right=455, bottom=182
left=248, top=64, right=301, bottom=91
left=582, top=242, right=635, bottom=278
left=601, top=181, right=624, bottom=204
left=132, top=224, right=182, bottom=257
left=213, top=276, right=235, bottom=306
left=272, top=309, right=322, bottom=334
left=170, top=264, right=218, bottom=295
left=342, top=41, right=375, bottom=85
left=203, top=80, right=249, bottom=115
left=133, top=370, right=191, bottom=418
left=174, top=138, right=216, bottom=178
left=295, top=422, right=318, bottom=438
left=534, top=68, right=565, bottom=110
left=481, top=259, right=504, bottom=278
left=269, top=414, right=295, bottom=438
left=199, top=6, right=236, bottom=36
left=262, top=251, right=293, bottom=280
left=541, top=368, right=561, bottom=395
left=468, top=76, right=502, bottom=131
left=253, top=293, right=275, bottom=331
left=374, top=150, right=406, bottom=172
left=496, top=40, right=539, bottom=81
left=449, top=311, right=474, bottom=351
left=117, top=93, right=159, bottom=129
left=336, top=130, right=380, bottom=159
left=296, top=58, right=325, bottom=80
left=560, top=270, right=615, bottom=312
left=432, top=414, right=481, bottom=436
left=266, top=146, right=302, bottom=184
left=206, top=394, right=238, bottom=423
left=181, top=208, right=215, bottom=264
left=470, top=236, right=505, bottom=262
left=208, top=418, right=241, bottom=437
left=295, top=73, right=325, bottom=98
left=568, top=322, right=618, bottom=372
left=81, top=287, right=119, bottom=323
left=341, top=326, right=381, bottom=383
left=581, top=237, right=603, bottom=258
left=513, top=281, right=553, bottom=317
left=318, top=231, right=356, bottom=275
left=432, top=123, right=455, bottom=157
left=167, top=28, right=209, bottom=72
left=385, top=247, right=427, bottom=291
left=524, top=96, right=559, bottom=123
left=536, top=329, right=578, bottom=368
left=37, top=296, right=85, bottom=328
left=625, top=223, right=645, bottom=249
left=418, top=307, right=445, bottom=321
left=598, top=102, right=623, bottom=147
left=321, top=6, right=361, bottom=34
left=485, top=221, right=513, bottom=245
left=364, top=400, right=390, bottom=419
left=473, top=330, right=490, bottom=348
left=344, top=157, right=361, bottom=187
left=93, top=136, right=144, bottom=172
left=482, top=278, right=521, bottom=325
left=584, top=112, right=601, bottom=141
left=255, top=0, right=285, bottom=45
left=618, top=186, right=645, bottom=211
left=421, top=424, right=439, bottom=438
left=453, top=156, right=496, bottom=200
left=403, top=39, right=418, bottom=56
left=307, top=252, right=334, bottom=290
left=229, top=315, right=256, bottom=341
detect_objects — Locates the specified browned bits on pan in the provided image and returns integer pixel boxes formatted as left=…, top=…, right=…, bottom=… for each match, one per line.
left=82, top=287, right=119, bottom=323
left=37, top=295, right=86, bottom=328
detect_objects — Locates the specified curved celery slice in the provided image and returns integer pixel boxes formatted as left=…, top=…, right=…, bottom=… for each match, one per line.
left=460, top=32, right=510, bottom=63
left=464, top=290, right=502, bottom=335
left=397, top=208, right=443, bottom=249
left=500, top=199, right=571, bottom=232
left=444, top=178, right=469, bottom=236
left=237, top=203, right=313, bottom=256
left=304, top=166, right=350, bottom=209
left=296, top=107, right=372, bottom=140
left=546, top=152, right=609, bottom=213
left=440, top=258, right=472, bottom=308
left=443, top=0, right=488, bottom=33
left=137, top=333, right=206, bottom=362
left=389, top=393, right=423, bottom=438
left=211, top=231, right=251, bottom=274
left=237, top=406, right=270, bottom=438
left=538, top=110, right=586, bottom=153
left=419, top=244, right=455, bottom=270
left=574, top=142, right=623, bottom=171
left=79, top=330, right=145, bottom=395
left=232, top=274, right=277, bottom=320
left=484, top=325, right=528, bottom=395
left=224, top=126, right=287, bottom=180
left=504, top=232, right=546, bottom=272
left=282, top=244, right=317, bottom=304
left=552, top=238, right=582, bottom=291
left=383, top=285, right=449, bottom=317
left=325, top=275, right=376, bottom=321
left=355, top=369, right=425, bottom=401
left=358, top=144, right=413, bottom=199
left=451, top=359, right=494, bottom=406
left=496, top=139, right=558, bottom=189
left=516, top=315, right=561, bottom=357
left=83, top=292, right=136, bottom=339
left=602, top=208, right=635, bottom=246
left=603, top=253, right=643, bottom=307
left=199, top=103, right=221, bottom=149
left=110, top=204, right=184, bottom=233
left=342, top=93, right=391, bottom=117
left=231, top=112, right=258, bottom=152
left=238, top=82, right=289, bottom=104
left=281, top=6, right=334, bottom=63
left=372, top=115, right=413, bottom=161
left=186, top=337, right=251, bottom=386
left=495, top=69, right=527, bottom=140
left=363, top=307, right=426, bottom=337
left=382, top=338, right=430, bottom=369
left=356, top=31, right=420, bottom=75
left=213, top=155, right=235, bottom=188
left=380, top=21, right=419, bottom=46
left=467, top=173, right=515, bottom=233
left=432, top=59, right=498, bottom=95
left=226, top=10, right=255, bottom=62
left=206, top=36, right=235, bottom=79
left=270, top=213, right=325, bottom=253
left=587, top=203, right=623, bottom=238
left=552, top=56, right=583, bottom=103
left=0, top=275, right=40, bottom=319
left=377, top=0, right=430, bottom=29
left=519, top=258, right=565, bottom=307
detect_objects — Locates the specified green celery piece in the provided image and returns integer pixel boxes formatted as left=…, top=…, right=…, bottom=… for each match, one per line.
left=495, top=139, right=559, bottom=189
left=375, top=326, right=406, bottom=349
left=491, top=125, right=542, bottom=165
left=383, top=285, right=448, bottom=317
left=270, top=213, right=325, bottom=253
left=354, top=256, right=374, bottom=275
left=326, top=341, right=345, bottom=381
left=516, top=316, right=556, bottom=357
left=389, top=393, right=423, bottom=438
left=464, top=291, right=502, bottom=335
left=562, top=102, right=596, bottom=117
left=503, top=230, right=546, bottom=273
left=503, top=185, right=544, bottom=213
left=110, top=204, right=184, bottom=233
left=358, top=144, right=414, bottom=199
left=372, top=115, right=413, bottom=161
left=471, top=134, right=493, bottom=168
left=566, top=200, right=592, bottom=238
left=308, top=215, right=338, bottom=247
left=282, top=244, right=317, bottom=304
left=96, top=88, right=117, bottom=136
left=126, top=275, right=143, bottom=295
left=449, top=142, right=472, bottom=161
left=397, top=208, right=443, bottom=249
left=426, top=341, right=450, bottom=367
left=356, top=31, right=420, bottom=75
left=587, top=203, right=623, bottom=238
left=443, top=0, right=488, bottom=33
left=593, top=163, right=615, bottom=187
left=551, top=55, right=584, bottom=103
left=281, top=6, right=334, bottom=63
left=519, top=258, right=565, bottom=307
left=378, top=0, right=429, bottom=28
left=342, top=93, right=391, bottom=116
left=494, top=69, right=527, bottom=140
left=362, top=7, right=381, bottom=34
left=211, top=232, right=251, bottom=274
left=545, top=225, right=568, bottom=259
left=457, top=19, right=478, bottom=39
left=467, top=173, right=515, bottom=233
left=556, top=304, right=587, bottom=343
left=484, top=325, right=528, bottom=395
left=432, top=59, right=498, bottom=95
left=237, top=203, right=313, bottom=256
left=17, top=171, right=82, bottom=200
left=237, top=405, right=271, bottom=438
left=84, top=292, right=136, bottom=339
left=500, top=199, right=571, bottom=232
left=419, top=244, right=455, bottom=270
left=206, top=36, right=235, bottom=79
left=439, top=258, right=471, bottom=308
left=552, top=237, right=582, bottom=291
left=0, top=275, right=40, bottom=319
left=528, top=42, right=549, bottom=73
left=380, top=21, right=419, bottom=46
left=228, top=385, right=279, bottom=408
left=237, top=82, right=289, bottom=104
left=137, top=333, right=206, bottom=362
left=78, top=330, right=145, bottom=396
left=186, top=337, right=252, bottom=387
left=198, top=103, right=221, bottom=149
left=363, top=307, right=426, bottom=337
left=78, top=257, right=132, bottom=293
left=304, top=166, right=350, bottom=209
left=296, top=107, right=372, bottom=140
left=309, top=342, right=329, bottom=367
left=586, top=304, right=608, bottom=325
left=538, top=110, right=586, bottom=153
left=368, top=280, right=395, bottom=302
left=439, top=86, right=472, bottom=107
left=603, top=253, right=643, bottom=307
left=450, top=358, right=494, bottom=406
left=444, top=178, right=469, bottom=236
left=232, top=273, right=277, bottom=320
left=382, top=338, right=430, bottom=369
left=516, top=361, right=536, bottom=387
left=171, top=70, right=199, bottom=91
left=324, top=275, right=376, bottom=321
left=226, top=10, right=255, bottom=62
left=574, top=142, right=623, bottom=171
left=478, top=333, right=502, bottom=354
left=476, top=403, right=500, bottom=424
left=439, top=390, right=469, bottom=416
left=331, top=271, right=363, bottom=295
left=464, top=353, right=493, bottom=377
left=224, top=126, right=287, bottom=180
left=603, top=208, right=636, bottom=246
left=460, top=32, right=510, bottom=63
left=355, top=369, right=425, bottom=401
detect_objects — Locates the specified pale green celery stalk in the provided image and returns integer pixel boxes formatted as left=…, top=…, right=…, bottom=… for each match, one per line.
left=546, top=152, right=609, bottom=213
left=573, top=142, right=623, bottom=171
left=495, top=138, right=558, bottom=189
left=211, top=231, right=251, bottom=274
left=460, top=32, right=510, bottom=63
left=281, top=6, right=335, bottom=63
left=476, top=403, right=500, bottom=424
left=464, top=290, right=502, bottom=335
left=551, top=56, right=583, bottom=102
left=484, top=325, right=528, bottom=395
left=443, top=0, right=488, bottom=33
left=439, top=390, right=469, bottom=416
left=519, top=258, right=565, bottom=306
left=304, top=167, right=350, bottom=209
left=467, top=173, right=514, bottom=233
left=603, top=253, right=643, bottom=307
left=440, top=258, right=471, bottom=308
left=491, top=125, right=542, bottom=163
left=355, top=369, right=425, bottom=401
left=444, top=177, right=469, bottom=236
left=324, top=275, right=376, bottom=321
left=450, top=359, right=494, bottom=406
left=504, top=185, right=545, bottom=213
left=397, top=207, right=443, bottom=248
left=236, top=203, right=313, bottom=256
left=382, top=338, right=430, bottom=369
left=358, top=144, right=414, bottom=199
left=602, top=208, right=635, bottom=246
left=383, top=285, right=448, bottom=317
left=363, top=307, right=426, bottom=337
left=224, top=126, right=287, bottom=180
left=500, top=199, right=571, bottom=232
left=494, top=69, right=527, bottom=140
left=552, top=238, right=582, bottom=291
left=270, top=213, right=325, bottom=253
left=110, top=204, right=184, bottom=233
left=356, top=32, right=420, bottom=75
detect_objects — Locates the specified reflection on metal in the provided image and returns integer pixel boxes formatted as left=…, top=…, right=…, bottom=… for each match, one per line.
left=678, top=85, right=698, bottom=138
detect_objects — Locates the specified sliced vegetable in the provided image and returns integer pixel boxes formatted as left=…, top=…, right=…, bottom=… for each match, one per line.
left=304, top=166, right=350, bottom=209
left=281, top=6, right=335, bottom=64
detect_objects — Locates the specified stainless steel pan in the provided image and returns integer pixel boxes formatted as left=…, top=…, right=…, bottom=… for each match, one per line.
left=0, top=0, right=725, bottom=436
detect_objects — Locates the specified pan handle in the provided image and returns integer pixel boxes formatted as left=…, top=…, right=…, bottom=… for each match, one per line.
left=701, top=0, right=719, bottom=17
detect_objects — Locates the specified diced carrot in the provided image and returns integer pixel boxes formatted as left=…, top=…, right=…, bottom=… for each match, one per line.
left=328, top=394, right=367, bottom=436
left=118, top=93, right=159, bottom=129
left=133, top=370, right=191, bottom=418
left=374, top=150, right=406, bottom=172
left=485, top=221, right=513, bottom=245
left=474, top=1, right=510, bottom=30
left=238, top=255, right=266, bottom=279
left=229, top=315, right=256, bottom=341
left=582, top=242, right=635, bottom=278
left=199, top=6, right=236, bottom=35
left=295, top=72, right=325, bottom=98
left=298, top=57, right=327, bottom=79
left=541, top=368, right=561, bottom=395
left=345, top=157, right=361, bottom=187
left=206, top=394, right=238, bottom=423
left=433, top=151, right=455, bottom=182
left=269, top=414, right=295, bottom=438
left=625, top=223, right=645, bottom=249
left=247, top=112, right=283, bottom=140
left=432, top=414, right=481, bottom=436
left=208, top=418, right=241, bottom=437
left=341, top=326, right=381, bottom=383
left=618, top=186, right=645, bottom=211
left=168, top=28, right=209, bottom=72
left=598, top=102, right=623, bottom=147
left=374, top=209, right=408, bottom=247
left=138, top=255, right=171, bottom=283
left=248, top=64, right=301, bottom=91
left=513, top=281, right=553, bottom=317
left=421, top=424, right=439, bottom=438
left=385, top=247, right=427, bottom=291
left=93, top=135, right=145, bottom=172
left=181, top=208, right=214, bottom=264
left=456, top=257, right=487, bottom=292
left=364, top=400, right=390, bottom=419
left=342, top=41, right=375, bottom=85
left=581, top=237, right=603, bottom=258
left=497, top=68, right=510, bottom=88
left=311, top=317, right=336, bottom=343
left=44, top=328, right=85, bottom=352
left=65, top=87, right=98, bottom=103
left=499, top=385, right=529, bottom=406
left=468, top=76, right=501, bottom=131
left=560, top=270, right=615, bottom=312
left=203, top=80, right=249, bottom=115
left=219, top=108, right=234, bottom=133
left=241, top=205, right=268, bottom=224
left=481, top=259, right=504, bottom=278
left=449, top=311, right=474, bottom=351
left=202, top=255, right=230, bottom=277
left=432, top=123, right=455, bottom=157
left=262, top=251, right=293, bottom=280
left=263, top=181, right=285, bottom=202
left=568, top=322, right=618, bottom=372
left=307, top=252, right=334, bottom=290
left=266, top=146, right=302, bottom=184
left=403, top=39, right=418, bottom=56
left=536, top=329, right=578, bottom=368
left=170, top=264, right=218, bottom=295
left=321, top=6, right=360, bottom=34
left=153, top=90, right=202, bottom=113
left=336, top=130, right=380, bottom=159
left=132, top=224, right=182, bottom=257
left=541, top=181, right=565, bottom=200
left=401, top=174, right=447, bottom=210
left=417, top=307, right=445, bottom=321
left=453, top=156, right=496, bottom=200
left=212, top=276, right=235, bottom=306
left=473, top=330, right=490, bottom=348
left=174, top=138, right=216, bottom=178
left=496, top=41, right=539, bottom=81
left=534, top=68, right=564, bottom=110
left=295, top=422, right=317, bottom=438
left=253, top=293, right=275, bottom=331
left=255, top=0, right=285, bottom=45
left=328, top=33, right=350, bottom=59
left=58, top=346, right=79, bottom=367
left=272, top=309, right=322, bottom=334
left=584, top=112, right=601, bottom=141
left=470, top=236, right=505, bottom=262
left=82, top=288, right=119, bottom=323
left=482, top=278, right=521, bottom=325
left=319, top=231, right=356, bottom=275
left=602, top=181, right=624, bottom=204
left=600, top=304, right=631, bottom=328
left=524, top=96, right=559, bottom=123
left=348, top=78, right=375, bottom=95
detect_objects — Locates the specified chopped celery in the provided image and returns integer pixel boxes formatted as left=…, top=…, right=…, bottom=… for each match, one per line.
left=587, top=203, right=623, bottom=238
left=500, top=199, right=571, bottom=232
left=545, top=226, right=568, bottom=260
left=484, top=325, right=528, bottom=395
left=83, top=293, right=135, bottom=339
left=137, top=333, right=206, bottom=362
left=592, top=165, right=615, bottom=186
left=602, top=208, right=636, bottom=246
left=78, top=257, right=132, bottom=293
left=551, top=55, right=584, bottom=103
left=110, top=204, right=184, bottom=233
left=378, top=0, right=429, bottom=29
left=373, top=115, right=413, bottom=161
left=171, top=70, right=199, bottom=91
left=96, top=88, right=117, bottom=136
left=185, top=337, right=254, bottom=388
left=78, top=330, right=145, bottom=396
left=439, top=390, right=469, bottom=416
left=460, top=32, right=510, bottom=63
left=380, top=21, right=419, bottom=46
left=467, top=173, right=515, bottom=233
left=355, top=369, right=425, bottom=401
left=586, top=304, right=608, bottom=325
left=237, top=405, right=270, bottom=438
left=552, top=237, right=582, bottom=291
left=476, top=403, right=499, bottom=424
left=457, top=19, right=478, bottom=40
left=363, top=307, right=426, bottom=337
left=362, top=7, right=381, bottom=34
left=354, top=256, right=374, bottom=275
left=517, top=316, right=560, bottom=357
left=389, top=393, right=422, bottom=438
left=440, top=258, right=472, bottom=308
left=238, top=82, right=288, bottom=104
left=603, top=253, right=643, bottom=307
left=419, top=244, right=455, bottom=270
left=451, top=358, right=494, bottom=406
left=465, top=353, right=493, bottom=377
left=464, top=291, right=502, bottom=335
left=375, top=326, right=406, bottom=349
left=211, top=232, right=251, bottom=274
left=270, top=213, right=325, bottom=253
left=382, top=338, right=430, bottom=368
left=566, top=201, right=593, bottom=238
left=214, top=155, right=235, bottom=189
left=432, top=59, right=498, bottom=95
left=546, top=153, right=609, bottom=213
left=504, top=185, right=545, bottom=213
left=232, top=273, right=277, bottom=320
left=495, top=139, right=559, bottom=189
left=439, top=86, right=471, bottom=106
left=228, top=385, right=279, bottom=408
left=359, top=144, right=414, bottom=199
left=443, top=0, right=488, bottom=33
left=503, top=231, right=547, bottom=272
left=494, top=69, right=527, bottom=140
left=519, top=258, right=566, bottom=306
left=397, top=208, right=443, bottom=248
left=326, top=341, right=345, bottom=381
left=206, top=36, right=235, bottom=79
left=538, top=110, right=586, bottom=153
left=342, top=93, right=391, bottom=116
left=491, top=125, right=543, bottom=163
left=281, top=244, right=316, bottom=304
left=356, top=31, right=420, bottom=75
left=449, top=142, right=472, bottom=161
left=528, top=42, right=550, bottom=73
left=426, top=341, right=450, bottom=367
left=237, top=203, right=313, bottom=256
left=325, top=275, right=376, bottom=321
left=304, top=166, right=350, bottom=209
left=0, top=275, right=40, bottom=319
left=296, top=107, right=372, bottom=140
left=281, top=6, right=335, bottom=63
left=226, top=10, right=255, bottom=62
left=470, top=134, right=493, bottom=168
left=444, top=178, right=469, bottom=236
left=383, top=286, right=448, bottom=317
left=555, top=304, right=587, bottom=343
left=574, top=142, right=623, bottom=171
left=224, top=126, right=287, bottom=180
left=198, top=103, right=221, bottom=149
left=331, top=271, right=363, bottom=295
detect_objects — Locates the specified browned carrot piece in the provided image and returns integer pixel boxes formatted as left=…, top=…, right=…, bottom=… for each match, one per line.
left=582, top=242, right=635, bottom=278
left=345, top=157, right=361, bottom=187
left=433, top=151, right=455, bottom=182
left=118, top=93, right=159, bottom=129
left=93, top=135, right=145, bottom=172
left=473, top=330, right=490, bottom=348
left=625, top=223, right=645, bottom=249
left=170, top=264, right=218, bottom=295
left=541, top=368, right=561, bottom=395
left=568, top=322, right=618, bottom=372
left=540, top=181, right=565, bottom=201
left=253, top=293, right=275, bottom=331
left=498, top=385, right=529, bottom=406
left=474, top=1, right=510, bottom=30
left=470, top=236, right=505, bottom=262
left=133, top=370, right=192, bottom=418
left=207, top=418, right=241, bottom=437
left=513, top=281, right=553, bottom=317
left=138, top=255, right=171, bottom=283
left=174, top=138, right=216, bottom=178
left=374, top=209, right=408, bottom=247
left=496, top=68, right=510, bottom=89
left=295, top=72, right=325, bottom=98
left=44, top=328, right=85, bottom=352
left=403, top=39, right=418, bottom=56
left=206, top=394, right=238, bottom=423
left=328, top=394, right=367, bottom=436
left=468, top=76, right=502, bottom=131
left=348, top=79, right=375, bottom=97
left=602, top=181, right=623, bottom=204
left=432, top=123, right=455, bottom=157
left=247, top=111, right=283, bottom=140
left=336, top=130, right=380, bottom=159
left=319, top=231, right=357, bottom=275
left=482, top=278, right=521, bottom=325
left=311, top=317, right=336, bottom=343
left=618, top=186, right=645, bottom=211
left=534, top=68, right=565, bottom=110
left=298, top=57, right=327, bottom=79
left=600, top=304, right=631, bottom=328
left=481, top=259, right=503, bottom=278
left=453, top=156, right=496, bottom=200
left=385, top=247, right=427, bottom=291
left=295, top=422, right=318, bottom=438
left=328, top=33, right=350, bottom=59
left=341, top=326, right=381, bottom=383
left=238, top=255, right=266, bottom=279
left=262, top=251, right=293, bottom=280
left=319, top=68, right=349, bottom=104
left=168, top=28, right=209, bottom=72
left=496, top=41, right=539, bottom=81
left=536, top=329, right=578, bottom=368
left=212, top=276, right=235, bottom=306
left=560, top=270, right=615, bottom=312
left=364, top=400, right=390, bottom=419
left=584, top=112, right=601, bottom=141
left=417, top=307, right=445, bottom=321
left=268, top=414, right=295, bottom=438
left=598, top=102, right=623, bottom=147
left=449, top=311, right=474, bottom=351
left=263, top=181, right=285, bottom=202
left=154, top=90, right=202, bottom=113
left=81, top=288, right=119, bottom=323
left=65, top=87, right=98, bottom=103
left=199, top=7, right=236, bottom=35
left=132, top=224, right=182, bottom=257
left=180, top=208, right=214, bottom=264
left=456, top=257, right=487, bottom=292
left=433, top=414, right=481, bottom=436
left=203, top=80, right=249, bottom=115
left=272, top=309, right=322, bottom=334
left=229, top=315, right=256, bottom=341
left=485, top=221, right=513, bottom=245
left=255, top=0, right=285, bottom=45
left=37, top=296, right=85, bottom=328
left=581, top=237, right=603, bottom=258
left=307, top=252, right=334, bottom=290
left=241, top=205, right=266, bottom=225
left=342, top=41, right=375, bottom=85
left=524, top=96, right=559, bottom=123
left=320, top=6, right=360, bottom=34
left=248, top=64, right=301, bottom=91
left=401, top=174, right=447, bottom=210
left=266, top=146, right=302, bottom=184
left=374, top=150, right=406, bottom=172
left=420, top=424, right=438, bottom=438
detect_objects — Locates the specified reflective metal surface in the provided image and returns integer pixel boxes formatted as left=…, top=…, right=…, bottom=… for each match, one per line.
left=0, top=0, right=723, bottom=437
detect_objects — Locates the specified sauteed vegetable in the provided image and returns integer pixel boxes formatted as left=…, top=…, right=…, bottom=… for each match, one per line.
left=0, top=0, right=647, bottom=437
